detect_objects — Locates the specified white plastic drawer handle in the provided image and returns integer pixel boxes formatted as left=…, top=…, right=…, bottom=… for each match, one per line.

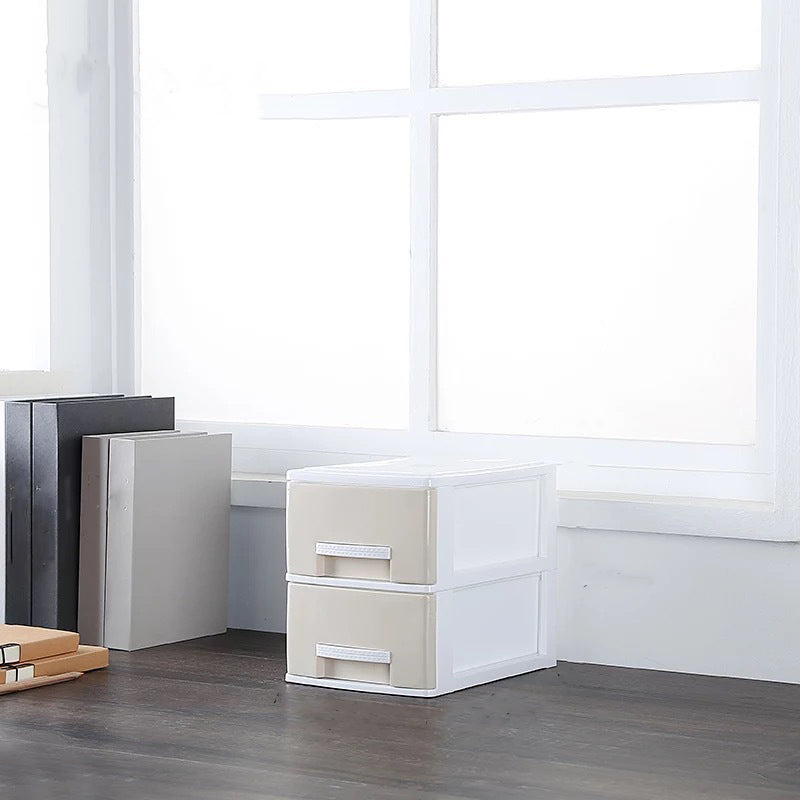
left=315, top=542, right=391, bottom=560
left=316, top=644, right=392, bottom=664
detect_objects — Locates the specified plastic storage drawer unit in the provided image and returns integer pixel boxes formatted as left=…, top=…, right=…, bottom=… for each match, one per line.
left=285, top=458, right=558, bottom=697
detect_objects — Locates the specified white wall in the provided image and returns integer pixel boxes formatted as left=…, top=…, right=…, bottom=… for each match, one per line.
left=558, top=527, right=800, bottom=683
left=227, top=508, right=800, bottom=684
left=228, top=507, right=288, bottom=634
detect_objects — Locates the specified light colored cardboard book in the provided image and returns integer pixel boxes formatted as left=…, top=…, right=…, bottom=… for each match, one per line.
left=78, top=431, right=206, bottom=645
left=104, top=433, right=231, bottom=651
left=29, top=644, right=108, bottom=678
left=0, top=624, right=79, bottom=665
left=0, top=644, right=107, bottom=685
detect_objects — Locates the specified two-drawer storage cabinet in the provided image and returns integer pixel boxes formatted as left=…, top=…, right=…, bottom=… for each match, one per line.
left=285, top=459, right=557, bottom=697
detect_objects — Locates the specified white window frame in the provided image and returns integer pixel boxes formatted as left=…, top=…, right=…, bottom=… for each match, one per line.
left=119, top=0, right=800, bottom=542
left=1, top=0, right=120, bottom=399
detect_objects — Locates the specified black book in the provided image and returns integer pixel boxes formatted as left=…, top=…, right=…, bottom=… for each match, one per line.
left=31, top=396, right=175, bottom=630
left=4, top=396, right=122, bottom=625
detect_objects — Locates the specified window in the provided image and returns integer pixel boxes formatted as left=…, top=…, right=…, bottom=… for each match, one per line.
left=0, top=1, right=50, bottom=372
left=437, top=103, right=760, bottom=444
left=0, top=1, right=111, bottom=397
left=437, top=0, right=761, bottom=84
left=137, top=1, right=800, bottom=539
left=139, top=1, right=410, bottom=429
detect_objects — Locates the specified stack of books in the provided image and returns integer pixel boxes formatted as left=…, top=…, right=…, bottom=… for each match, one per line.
left=0, top=623, right=108, bottom=694
left=3, top=395, right=232, bottom=654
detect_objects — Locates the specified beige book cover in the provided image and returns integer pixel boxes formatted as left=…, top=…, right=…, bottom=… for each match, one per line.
left=78, top=431, right=204, bottom=646
left=104, top=433, right=231, bottom=651
left=29, top=644, right=108, bottom=678
left=0, top=624, right=79, bottom=665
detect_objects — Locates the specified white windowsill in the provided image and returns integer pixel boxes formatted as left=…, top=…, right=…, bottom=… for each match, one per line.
left=231, top=472, right=287, bottom=510
left=230, top=472, right=799, bottom=544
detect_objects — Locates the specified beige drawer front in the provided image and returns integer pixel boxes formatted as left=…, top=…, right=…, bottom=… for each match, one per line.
left=287, top=583, right=436, bottom=690
left=286, top=483, right=436, bottom=584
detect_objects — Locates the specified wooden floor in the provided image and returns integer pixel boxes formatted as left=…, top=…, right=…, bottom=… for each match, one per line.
left=0, top=631, right=798, bottom=800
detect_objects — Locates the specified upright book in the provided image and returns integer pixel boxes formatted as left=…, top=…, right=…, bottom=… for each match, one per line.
left=31, top=396, right=175, bottom=630
left=4, top=395, right=121, bottom=625
left=78, top=430, right=206, bottom=645
left=104, top=433, right=231, bottom=650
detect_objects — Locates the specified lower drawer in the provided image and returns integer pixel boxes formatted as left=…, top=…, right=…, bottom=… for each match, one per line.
left=286, top=572, right=556, bottom=696
left=287, top=583, right=436, bottom=689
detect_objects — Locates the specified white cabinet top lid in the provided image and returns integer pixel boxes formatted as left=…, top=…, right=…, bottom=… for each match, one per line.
left=287, top=458, right=552, bottom=488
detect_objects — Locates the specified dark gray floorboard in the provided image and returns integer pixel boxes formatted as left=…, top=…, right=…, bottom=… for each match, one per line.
left=0, top=630, right=797, bottom=800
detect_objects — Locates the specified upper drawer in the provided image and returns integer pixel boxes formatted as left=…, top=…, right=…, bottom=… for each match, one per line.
left=286, top=483, right=436, bottom=584
left=287, top=470, right=556, bottom=589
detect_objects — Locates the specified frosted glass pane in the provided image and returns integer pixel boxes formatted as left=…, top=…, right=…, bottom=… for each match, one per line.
left=139, top=0, right=409, bottom=97
left=438, top=103, right=759, bottom=444
left=438, top=0, right=761, bottom=85
left=140, top=114, right=409, bottom=428
left=0, top=1, right=49, bottom=371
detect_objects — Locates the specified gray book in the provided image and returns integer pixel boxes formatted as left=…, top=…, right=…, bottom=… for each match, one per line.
left=104, top=433, right=231, bottom=651
left=78, top=430, right=207, bottom=645
left=3, top=395, right=121, bottom=624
